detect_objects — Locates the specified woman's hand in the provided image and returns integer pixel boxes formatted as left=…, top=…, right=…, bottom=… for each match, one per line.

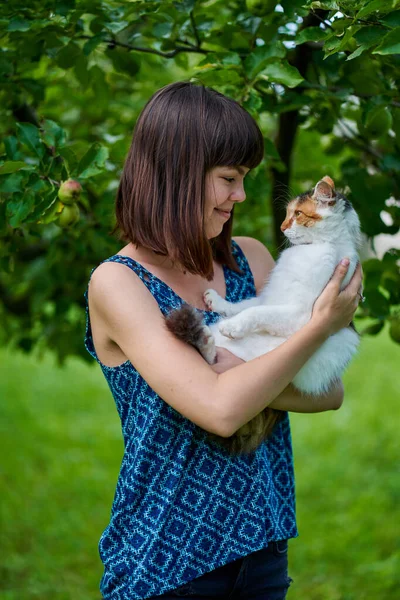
left=311, top=259, right=363, bottom=337
left=210, top=347, right=245, bottom=374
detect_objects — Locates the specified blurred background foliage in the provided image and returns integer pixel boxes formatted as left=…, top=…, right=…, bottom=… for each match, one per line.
left=1, top=0, right=400, bottom=362
left=1, top=2, right=400, bottom=599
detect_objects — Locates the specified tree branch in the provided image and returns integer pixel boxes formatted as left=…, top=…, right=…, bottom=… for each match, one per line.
left=79, top=35, right=208, bottom=58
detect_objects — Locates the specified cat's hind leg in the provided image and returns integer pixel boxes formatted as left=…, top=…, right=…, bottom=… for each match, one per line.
left=165, top=304, right=217, bottom=364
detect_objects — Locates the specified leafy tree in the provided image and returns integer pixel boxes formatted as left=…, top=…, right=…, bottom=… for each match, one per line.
left=1, top=0, right=400, bottom=363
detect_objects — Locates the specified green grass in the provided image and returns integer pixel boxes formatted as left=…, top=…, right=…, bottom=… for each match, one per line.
left=289, top=327, right=400, bottom=600
left=0, top=327, right=399, bottom=599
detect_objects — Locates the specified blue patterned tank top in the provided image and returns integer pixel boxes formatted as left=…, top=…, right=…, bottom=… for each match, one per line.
left=84, top=240, right=297, bottom=600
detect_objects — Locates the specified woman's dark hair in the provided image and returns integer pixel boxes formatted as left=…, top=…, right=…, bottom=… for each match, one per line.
left=115, top=81, right=264, bottom=279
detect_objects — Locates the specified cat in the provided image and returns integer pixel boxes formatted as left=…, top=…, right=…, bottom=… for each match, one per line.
left=165, top=176, right=361, bottom=454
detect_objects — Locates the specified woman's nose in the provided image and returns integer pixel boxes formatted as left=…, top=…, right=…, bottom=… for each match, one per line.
left=231, top=184, right=246, bottom=203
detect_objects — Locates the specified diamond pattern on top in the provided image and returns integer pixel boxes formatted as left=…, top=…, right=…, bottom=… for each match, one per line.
left=84, top=240, right=297, bottom=600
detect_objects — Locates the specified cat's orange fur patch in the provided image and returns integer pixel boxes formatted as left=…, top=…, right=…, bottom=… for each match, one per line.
left=281, top=198, right=322, bottom=231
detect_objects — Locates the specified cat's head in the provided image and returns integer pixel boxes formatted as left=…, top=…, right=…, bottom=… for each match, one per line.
left=280, top=176, right=361, bottom=247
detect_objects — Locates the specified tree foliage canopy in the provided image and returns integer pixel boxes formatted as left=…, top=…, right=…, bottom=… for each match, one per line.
left=1, top=0, right=400, bottom=362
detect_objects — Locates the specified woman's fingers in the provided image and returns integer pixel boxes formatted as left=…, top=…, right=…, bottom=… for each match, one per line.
left=344, top=261, right=363, bottom=294
left=327, top=258, right=350, bottom=293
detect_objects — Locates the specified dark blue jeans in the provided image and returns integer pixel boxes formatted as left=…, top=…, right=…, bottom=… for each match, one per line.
left=150, top=541, right=292, bottom=599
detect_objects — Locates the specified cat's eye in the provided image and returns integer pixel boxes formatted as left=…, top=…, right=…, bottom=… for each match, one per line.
left=294, top=210, right=302, bottom=217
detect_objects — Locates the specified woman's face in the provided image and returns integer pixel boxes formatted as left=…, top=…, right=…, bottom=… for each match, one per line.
left=204, top=166, right=249, bottom=239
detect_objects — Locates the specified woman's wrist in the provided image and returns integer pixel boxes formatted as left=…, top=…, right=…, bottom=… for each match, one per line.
left=304, top=316, right=331, bottom=343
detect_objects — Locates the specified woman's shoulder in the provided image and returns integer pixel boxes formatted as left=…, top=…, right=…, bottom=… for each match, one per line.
left=232, top=236, right=275, bottom=293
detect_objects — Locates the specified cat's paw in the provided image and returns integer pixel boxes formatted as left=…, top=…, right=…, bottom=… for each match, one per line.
left=203, top=289, right=225, bottom=313
left=199, top=325, right=216, bottom=364
left=219, top=319, right=245, bottom=340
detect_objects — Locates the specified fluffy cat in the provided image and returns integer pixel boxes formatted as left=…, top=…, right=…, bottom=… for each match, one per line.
left=166, top=176, right=361, bottom=454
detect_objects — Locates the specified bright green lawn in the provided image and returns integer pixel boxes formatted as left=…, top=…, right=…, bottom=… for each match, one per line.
left=0, top=327, right=399, bottom=600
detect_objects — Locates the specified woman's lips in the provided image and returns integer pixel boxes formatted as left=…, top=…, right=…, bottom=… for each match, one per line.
left=215, top=208, right=231, bottom=219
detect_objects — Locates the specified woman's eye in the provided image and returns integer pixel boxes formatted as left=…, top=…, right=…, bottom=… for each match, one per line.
left=223, top=177, right=235, bottom=183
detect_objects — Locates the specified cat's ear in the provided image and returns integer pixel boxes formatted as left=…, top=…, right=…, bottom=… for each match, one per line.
left=313, top=176, right=336, bottom=205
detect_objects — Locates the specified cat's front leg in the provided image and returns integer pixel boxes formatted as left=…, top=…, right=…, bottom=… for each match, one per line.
left=219, top=306, right=300, bottom=339
left=204, top=289, right=260, bottom=316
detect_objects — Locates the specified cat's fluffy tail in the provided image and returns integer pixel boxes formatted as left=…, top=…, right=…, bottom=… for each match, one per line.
left=165, top=304, right=217, bottom=364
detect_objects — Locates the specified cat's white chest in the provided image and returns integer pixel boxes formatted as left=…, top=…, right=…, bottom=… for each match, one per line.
left=261, top=242, right=338, bottom=308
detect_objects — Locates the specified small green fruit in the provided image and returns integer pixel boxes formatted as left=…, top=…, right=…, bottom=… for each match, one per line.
left=57, top=203, right=80, bottom=227
left=389, top=319, right=400, bottom=343
left=58, top=179, right=82, bottom=205
left=345, top=38, right=358, bottom=53
left=245, top=0, right=277, bottom=16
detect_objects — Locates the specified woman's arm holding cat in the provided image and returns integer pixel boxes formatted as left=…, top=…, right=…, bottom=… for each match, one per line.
left=212, top=349, right=343, bottom=411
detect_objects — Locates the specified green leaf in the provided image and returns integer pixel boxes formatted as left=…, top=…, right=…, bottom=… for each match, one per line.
left=16, top=123, right=45, bottom=159
left=152, top=21, right=173, bottom=38
left=257, top=61, right=304, bottom=88
left=242, top=89, right=262, bottom=115
left=221, top=52, right=242, bottom=66
left=105, top=48, right=140, bottom=76
left=355, top=26, right=387, bottom=46
left=56, top=42, right=81, bottom=69
left=193, top=68, right=243, bottom=86
left=296, top=26, right=329, bottom=45
left=77, top=143, right=109, bottom=179
left=356, top=0, right=391, bottom=19
left=324, top=25, right=362, bottom=58
left=4, top=136, right=19, bottom=160
left=58, top=147, right=78, bottom=176
left=41, top=119, right=67, bottom=149
left=245, top=43, right=286, bottom=79
left=104, top=20, right=129, bottom=34
left=6, top=191, right=36, bottom=227
left=346, top=45, right=367, bottom=61
left=83, top=34, right=106, bottom=56
left=0, top=161, right=32, bottom=175
left=55, top=0, right=76, bottom=16
left=379, top=10, right=400, bottom=27
left=0, top=173, right=25, bottom=193
left=27, top=189, right=60, bottom=224
left=7, top=17, right=30, bottom=32
left=373, top=27, right=400, bottom=55
left=346, top=26, right=384, bottom=61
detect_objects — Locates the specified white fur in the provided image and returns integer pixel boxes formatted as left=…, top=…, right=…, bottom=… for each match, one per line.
left=202, top=188, right=361, bottom=395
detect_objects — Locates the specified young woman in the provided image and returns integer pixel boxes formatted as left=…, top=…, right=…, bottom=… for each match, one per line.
left=84, top=81, right=363, bottom=600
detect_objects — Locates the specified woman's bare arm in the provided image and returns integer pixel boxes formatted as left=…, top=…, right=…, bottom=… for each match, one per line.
left=212, top=348, right=344, bottom=412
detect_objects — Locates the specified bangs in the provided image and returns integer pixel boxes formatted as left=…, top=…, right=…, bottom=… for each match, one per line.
left=204, top=94, right=264, bottom=171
